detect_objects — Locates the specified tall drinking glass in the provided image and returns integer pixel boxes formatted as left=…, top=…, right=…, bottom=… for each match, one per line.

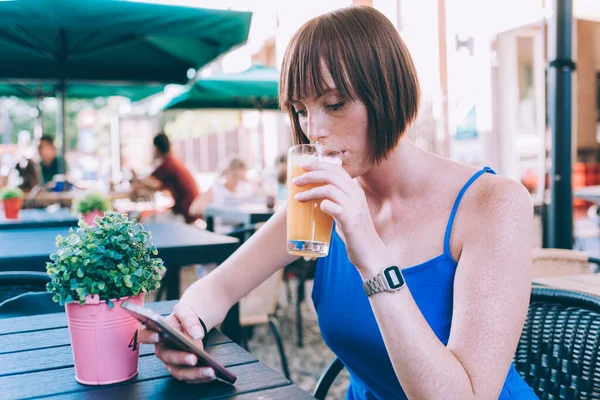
left=287, top=144, right=343, bottom=257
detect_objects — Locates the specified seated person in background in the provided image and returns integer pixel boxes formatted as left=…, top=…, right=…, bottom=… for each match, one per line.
left=15, top=158, right=40, bottom=193
left=189, top=157, right=257, bottom=216
left=275, top=153, right=287, bottom=201
left=132, top=132, right=199, bottom=224
left=38, top=135, right=67, bottom=185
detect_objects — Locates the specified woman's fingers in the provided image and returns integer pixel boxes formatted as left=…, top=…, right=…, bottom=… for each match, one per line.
left=173, top=303, right=205, bottom=341
left=139, top=315, right=179, bottom=344
left=155, top=342, right=198, bottom=367
left=294, top=184, right=346, bottom=205
left=138, top=328, right=160, bottom=344
left=292, top=169, right=354, bottom=195
left=164, top=364, right=216, bottom=383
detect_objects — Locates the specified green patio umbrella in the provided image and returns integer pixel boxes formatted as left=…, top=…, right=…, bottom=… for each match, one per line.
left=163, top=65, right=280, bottom=168
left=0, top=0, right=253, bottom=171
left=163, top=65, right=279, bottom=111
left=0, top=83, right=164, bottom=102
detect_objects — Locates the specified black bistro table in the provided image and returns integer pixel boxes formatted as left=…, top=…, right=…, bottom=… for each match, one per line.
left=0, top=223, right=239, bottom=299
left=0, top=208, right=78, bottom=230
left=0, top=300, right=314, bottom=400
left=204, top=203, right=276, bottom=232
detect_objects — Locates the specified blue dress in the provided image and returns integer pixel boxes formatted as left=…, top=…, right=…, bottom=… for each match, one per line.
left=312, top=167, right=538, bottom=399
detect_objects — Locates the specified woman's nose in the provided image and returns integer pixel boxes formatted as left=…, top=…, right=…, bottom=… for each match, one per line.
left=306, top=117, right=328, bottom=144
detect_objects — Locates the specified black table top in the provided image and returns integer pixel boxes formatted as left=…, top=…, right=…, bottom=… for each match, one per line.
left=0, top=223, right=239, bottom=272
left=204, top=203, right=275, bottom=226
left=574, top=185, right=600, bottom=204
left=0, top=208, right=78, bottom=230
left=0, top=301, right=313, bottom=400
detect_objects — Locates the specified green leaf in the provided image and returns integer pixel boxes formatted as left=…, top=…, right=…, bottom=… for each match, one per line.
left=45, top=211, right=165, bottom=306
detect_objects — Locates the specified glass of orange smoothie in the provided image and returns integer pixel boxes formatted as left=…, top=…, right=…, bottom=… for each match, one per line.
left=287, top=144, right=343, bottom=257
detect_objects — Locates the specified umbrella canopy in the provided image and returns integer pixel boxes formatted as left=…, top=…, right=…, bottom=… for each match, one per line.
left=163, top=65, right=280, bottom=111
left=0, top=0, right=252, bottom=173
left=0, top=0, right=253, bottom=85
left=0, top=83, right=164, bottom=102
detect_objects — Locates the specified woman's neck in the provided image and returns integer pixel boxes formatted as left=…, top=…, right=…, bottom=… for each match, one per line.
left=357, top=138, right=436, bottom=203
left=223, top=179, right=239, bottom=192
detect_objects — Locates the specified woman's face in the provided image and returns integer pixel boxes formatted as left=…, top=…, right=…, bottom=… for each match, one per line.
left=228, top=167, right=247, bottom=183
left=289, top=65, right=372, bottom=178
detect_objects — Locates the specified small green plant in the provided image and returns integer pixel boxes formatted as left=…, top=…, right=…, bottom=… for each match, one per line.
left=46, top=212, right=165, bottom=308
left=73, top=192, right=112, bottom=215
left=0, top=187, right=24, bottom=200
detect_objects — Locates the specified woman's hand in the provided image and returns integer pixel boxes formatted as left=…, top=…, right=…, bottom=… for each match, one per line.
left=138, top=302, right=216, bottom=384
left=292, top=161, right=390, bottom=275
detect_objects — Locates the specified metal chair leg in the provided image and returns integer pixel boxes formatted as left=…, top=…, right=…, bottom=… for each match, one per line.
left=284, top=272, right=292, bottom=304
left=268, top=316, right=291, bottom=381
left=296, top=276, right=305, bottom=347
left=241, top=327, right=250, bottom=351
left=313, top=357, right=345, bottom=400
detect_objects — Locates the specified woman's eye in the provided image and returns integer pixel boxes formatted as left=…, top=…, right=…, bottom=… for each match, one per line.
left=296, top=109, right=307, bottom=117
left=326, top=102, right=345, bottom=111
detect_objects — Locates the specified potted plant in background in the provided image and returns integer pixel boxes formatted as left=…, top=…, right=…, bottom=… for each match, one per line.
left=0, top=187, right=24, bottom=219
left=73, top=192, right=112, bottom=226
left=46, top=212, right=165, bottom=385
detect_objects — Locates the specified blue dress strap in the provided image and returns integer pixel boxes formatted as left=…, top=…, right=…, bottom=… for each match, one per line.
left=443, top=166, right=496, bottom=255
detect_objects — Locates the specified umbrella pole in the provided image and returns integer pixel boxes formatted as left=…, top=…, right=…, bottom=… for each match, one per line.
left=257, top=109, right=264, bottom=170
left=547, top=0, right=574, bottom=249
left=34, top=97, right=43, bottom=142
left=57, top=80, right=67, bottom=175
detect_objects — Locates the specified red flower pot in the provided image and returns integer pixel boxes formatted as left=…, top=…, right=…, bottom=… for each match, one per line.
left=2, top=197, right=23, bottom=219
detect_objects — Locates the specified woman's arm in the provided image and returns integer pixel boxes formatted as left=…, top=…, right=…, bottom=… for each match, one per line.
left=180, top=206, right=297, bottom=331
left=188, top=188, right=214, bottom=218
left=139, top=206, right=297, bottom=383
left=363, top=179, right=533, bottom=399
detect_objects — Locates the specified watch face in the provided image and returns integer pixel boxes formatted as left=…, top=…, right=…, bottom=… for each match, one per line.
left=384, top=266, right=404, bottom=290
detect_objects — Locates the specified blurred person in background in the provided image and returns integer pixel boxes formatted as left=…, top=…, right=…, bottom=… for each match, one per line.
left=38, top=135, right=67, bottom=185
left=189, top=156, right=259, bottom=217
left=275, top=153, right=287, bottom=201
left=14, top=130, right=40, bottom=192
left=132, top=132, right=199, bottom=224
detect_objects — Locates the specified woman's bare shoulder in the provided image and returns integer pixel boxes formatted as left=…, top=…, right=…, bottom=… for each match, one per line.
left=456, top=167, right=533, bottom=225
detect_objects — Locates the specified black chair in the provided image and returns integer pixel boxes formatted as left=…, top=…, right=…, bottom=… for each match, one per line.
left=225, top=223, right=258, bottom=243
left=313, top=357, right=345, bottom=400
left=0, top=271, right=51, bottom=304
left=313, top=287, right=600, bottom=400
left=0, top=292, right=63, bottom=318
left=0, top=271, right=62, bottom=319
left=515, top=287, right=600, bottom=399
left=284, top=257, right=318, bottom=347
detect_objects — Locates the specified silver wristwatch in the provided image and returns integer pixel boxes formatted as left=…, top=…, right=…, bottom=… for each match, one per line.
left=362, top=265, right=405, bottom=297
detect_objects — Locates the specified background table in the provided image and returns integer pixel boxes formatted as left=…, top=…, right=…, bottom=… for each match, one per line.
left=204, top=203, right=275, bottom=232
left=0, top=208, right=78, bottom=230
left=0, top=223, right=239, bottom=299
left=533, top=274, right=600, bottom=296
left=25, top=190, right=131, bottom=209
left=574, top=185, right=600, bottom=204
left=0, top=300, right=313, bottom=399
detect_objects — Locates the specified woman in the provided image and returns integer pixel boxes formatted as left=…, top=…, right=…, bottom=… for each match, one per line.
left=188, top=157, right=256, bottom=220
left=141, top=6, right=535, bottom=399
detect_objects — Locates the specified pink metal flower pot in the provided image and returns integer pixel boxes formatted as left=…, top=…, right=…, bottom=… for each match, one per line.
left=82, top=210, right=103, bottom=226
left=65, top=293, right=144, bottom=385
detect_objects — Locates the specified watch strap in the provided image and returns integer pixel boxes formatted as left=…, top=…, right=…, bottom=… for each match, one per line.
left=362, top=274, right=387, bottom=296
left=362, top=265, right=405, bottom=297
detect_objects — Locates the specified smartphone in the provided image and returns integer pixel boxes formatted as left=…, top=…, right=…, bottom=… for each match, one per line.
left=121, top=301, right=237, bottom=384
